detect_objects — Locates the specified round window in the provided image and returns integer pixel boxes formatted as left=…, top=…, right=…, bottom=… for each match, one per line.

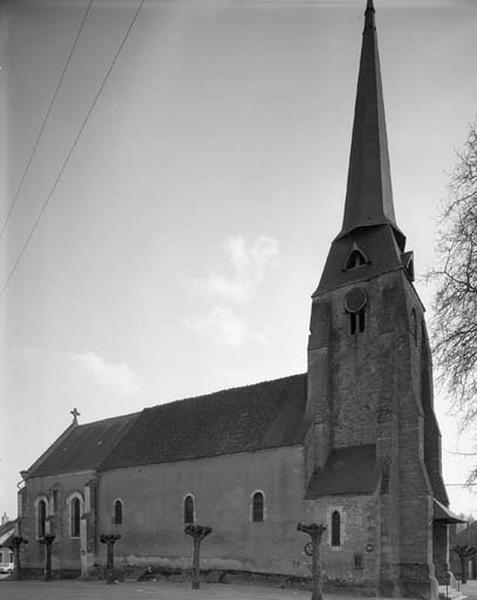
left=344, top=287, right=367, bottom=313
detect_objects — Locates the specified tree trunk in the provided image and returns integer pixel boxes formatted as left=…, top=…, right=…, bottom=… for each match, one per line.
left=460, top=556, right=467, bottom=585
left=311, top=533, right=323, bottom=600
left=297, top=522, right=326, bottom=600
left=192, top=536, right=200, bottom=589
left=106, top=542, right=115, bottom=584
left=44, top=541, right=52, bottom=581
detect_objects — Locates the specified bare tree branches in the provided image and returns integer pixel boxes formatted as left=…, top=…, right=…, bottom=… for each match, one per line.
left=451, top=545, right=477, bottom=584
left=429, top=122, right=477, bottom=432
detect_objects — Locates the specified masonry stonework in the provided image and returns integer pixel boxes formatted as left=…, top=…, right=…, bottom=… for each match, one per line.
left=18, top=472, right=99, bottom=577
left=306, top=495, right=378, bottom=592
left=98, top=447, right=307, bottom=576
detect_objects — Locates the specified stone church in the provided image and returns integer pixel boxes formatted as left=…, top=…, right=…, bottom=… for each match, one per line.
left=17, top=2, right=461, bottom=597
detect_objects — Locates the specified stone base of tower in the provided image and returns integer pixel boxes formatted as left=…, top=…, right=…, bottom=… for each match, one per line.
left=377, top=560, right=439, bottom=599
left=396, top=563, right=439, bottom=600
left=378, top=573, right=401, bottom=599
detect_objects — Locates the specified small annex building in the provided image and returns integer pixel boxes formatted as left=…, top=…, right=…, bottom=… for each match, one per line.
left=17, top=3, right=461, bottom=598
left=0, top=518, right=16, bottom=574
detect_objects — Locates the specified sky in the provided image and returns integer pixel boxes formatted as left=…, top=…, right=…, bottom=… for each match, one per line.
left=0, top=0, right=476, bottom=521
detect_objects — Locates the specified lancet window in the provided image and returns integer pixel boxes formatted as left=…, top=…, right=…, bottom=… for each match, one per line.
left=184, top=494, right=194, bottom=524
left=252, top=491, right=265, bottom=522
left=67, top=493, right=83, bottom=539
left=113, top=499, right=123, bottom=525
left=36, top=497, right=47, bottom=539
left=331, top=510, right=341, bottom=546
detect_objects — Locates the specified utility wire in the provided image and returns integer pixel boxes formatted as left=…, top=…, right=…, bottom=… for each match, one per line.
left=445, top=483, right=477, bottom=487
left=0, top=0, right=145, bottom=302
left=0, top=0, right=95, bottom=240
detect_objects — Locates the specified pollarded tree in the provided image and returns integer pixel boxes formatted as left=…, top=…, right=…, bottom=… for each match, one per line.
left=429, top=123, right=477, bottom=436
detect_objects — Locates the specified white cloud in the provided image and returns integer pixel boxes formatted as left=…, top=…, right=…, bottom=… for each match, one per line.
left=184, top=235, right=278, bottom=346
left=70, top=351, right=141, bottom=398
left=184, top=306, right=268, bottom=347
left=191, top=235, right=279, bottom=303
left=184, top=306, right=244, bottom=346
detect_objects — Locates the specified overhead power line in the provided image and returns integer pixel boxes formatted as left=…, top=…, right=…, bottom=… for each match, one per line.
left=445, top=483, right=477, bottom=487
left=0, top=0, right=95, bottom=240
left=0, top=0, right=145, bottom=303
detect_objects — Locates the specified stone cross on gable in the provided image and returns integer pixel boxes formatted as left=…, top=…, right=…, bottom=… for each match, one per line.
left=70, top=408, right=80, bottom=425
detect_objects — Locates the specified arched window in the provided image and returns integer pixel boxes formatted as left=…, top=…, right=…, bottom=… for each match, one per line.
left=349, top=309, right=365, bottom=335
left=37, top=498, right=47, bottom=538
left=113, top=499, right=123, bottom=525
left=344, top=288, right=367, bottom=335
left=252, top=491, right=264, bottom=522
left=345, top=249, right=367, bottom=270
left=360, top=309, right=365, bottom=332
left=184, top=494, right=194, bottom=524
left=331, top=510, right=341, bottom=546
left=68, top=494, right=83, bottom=538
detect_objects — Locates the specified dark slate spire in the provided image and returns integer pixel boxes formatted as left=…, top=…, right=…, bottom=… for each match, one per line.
left=338, top=0, right=404, bottom=249
left=365, top=0, right=375, bottom=28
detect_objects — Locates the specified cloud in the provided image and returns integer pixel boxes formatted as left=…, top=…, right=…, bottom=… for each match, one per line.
left=191, top=235, right=279, bottom=303
left=184, top=235, right=278, bottom=346
left=184, top=306, right=268, bottom=347
left=70, top=351, right=141, bottom=398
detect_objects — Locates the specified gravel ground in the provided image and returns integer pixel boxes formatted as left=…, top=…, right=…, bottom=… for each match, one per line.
left=4, top=577, right=471, bottom=599
left=0, top=579, right=386, bottom=600
left=0, top=580, right=313, bottom=600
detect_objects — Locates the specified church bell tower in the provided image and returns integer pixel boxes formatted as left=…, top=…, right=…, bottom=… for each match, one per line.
left=305, top=2, right=450, bottom=598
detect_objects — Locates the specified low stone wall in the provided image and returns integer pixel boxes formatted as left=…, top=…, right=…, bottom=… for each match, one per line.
left=20, top=567, right=80, bottom=580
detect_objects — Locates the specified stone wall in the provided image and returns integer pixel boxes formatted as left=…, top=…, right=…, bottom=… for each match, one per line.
left=305, top=493, right=378, bottom=593
left=19, top=471, right=97, bottom=575
left=308, top=256, right=444, bottom=599
left=98, top=445, right=309, bottom=576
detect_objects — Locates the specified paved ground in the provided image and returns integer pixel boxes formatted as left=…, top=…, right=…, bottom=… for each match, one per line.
left=0, top=580, right=317, bottom=600
left=0, top=579, right=377, bottom=600
left=1, top=578, right=476, bottom=600
left=462, top=581, right=477, bottom=600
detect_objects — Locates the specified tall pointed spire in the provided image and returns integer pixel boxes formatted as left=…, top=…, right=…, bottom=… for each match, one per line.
left=338, top=0, right=404, bottom=248
left=365, top=0, right=375, bottom=30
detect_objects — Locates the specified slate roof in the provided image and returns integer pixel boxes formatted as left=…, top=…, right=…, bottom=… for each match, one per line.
left=433, top=499, right=466, bottom=524
left=337, top=0, right=405, bottom=251
left=24, top=374, right=307, bottom=478
left=0, top=519, right=16, bottom=548
left=100, top=373, right=307, bottom=471
left=316, top=225, right=405, bottom=295
left=27, top=413, right=138, bottom=478
left=306, top=444, right=378, bottom=497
